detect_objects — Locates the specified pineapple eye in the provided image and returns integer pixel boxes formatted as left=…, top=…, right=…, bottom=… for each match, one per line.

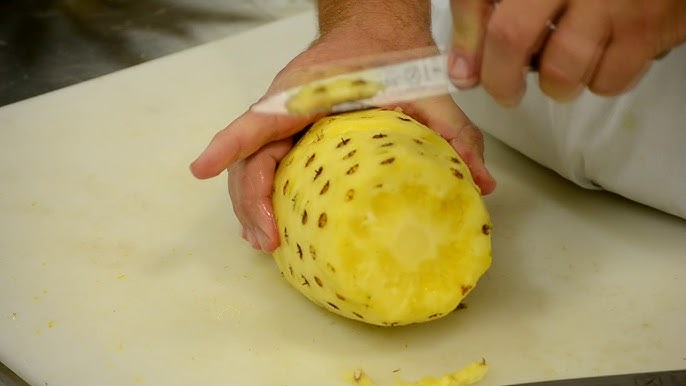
left=342, top=149, right=357, bottom=160
left=336, top=138, right=351, bottom=148
left=309, top=245, right=317, bottom=260
left=380, top=157, right=395, bottom=165
left=482, top=224, right=492, bottom=235
left=305, top=153, right=316, bottom=167
left=282, top=179, right=289, bottom=195
left=372, top=133, right=387, bottom=139
left=344, top=189, right=355, bottom=201
left=327, top=301, right=340, bottom=310
left=314, top=166, right=323, bottom=181
left=314, top=276, right=323, bottom=287
left=380, top=142, right=394, bottom=147
left=301, top=210, right=308, bottom=224
left=318, top=213, right=328, bottom=228
left=353, top=312, right=365, bottom=320
left=301, top=275, right=310, bottom=286
left=451, top=168, right=464, bottom=179
left=398, top=116, right=412, bottom=122
left=296, top=243, right=303, bottom=259
left=413, top=139, right=424, bottom=145
left=450, top=157, right=461, bottom=164
left=336, top=293, right=346, bottom=301
left=346, top=164, right=359, bottom=175
left=320, top=181, right=330, bottom=195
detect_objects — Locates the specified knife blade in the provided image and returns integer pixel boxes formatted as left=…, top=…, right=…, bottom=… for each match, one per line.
left=250, top=52, right=456, bottom=116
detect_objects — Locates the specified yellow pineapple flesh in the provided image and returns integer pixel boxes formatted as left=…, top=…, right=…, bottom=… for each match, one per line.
left=272, top=108, right=492, bottom=326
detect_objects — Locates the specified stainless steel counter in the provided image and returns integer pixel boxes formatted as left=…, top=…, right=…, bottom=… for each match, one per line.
left=0, top=1, right=312, bottom=384
left=0, top=0, right=312, bottom=107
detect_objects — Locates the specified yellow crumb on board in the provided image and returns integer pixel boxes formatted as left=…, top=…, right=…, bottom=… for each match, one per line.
left=346, top=359, right=488, bottom=386
left=345, top=369, right=376, bottom=386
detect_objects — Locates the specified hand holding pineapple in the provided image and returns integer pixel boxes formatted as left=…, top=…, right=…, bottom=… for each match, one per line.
left=190, top=5, right=496, bottom=252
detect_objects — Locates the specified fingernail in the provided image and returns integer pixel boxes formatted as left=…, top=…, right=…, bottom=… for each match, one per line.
left=450, top=54, right=477, bottom=88
left=254, top=227, right=271, bottom=252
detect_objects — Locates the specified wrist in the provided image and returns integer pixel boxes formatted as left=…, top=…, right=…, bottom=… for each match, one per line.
left=315, top=0, right=435, bottom=54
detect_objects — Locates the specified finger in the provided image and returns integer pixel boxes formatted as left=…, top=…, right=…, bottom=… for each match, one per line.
left=588, top=40, right=652, bottom=96
left=190, top=108, right=315, bottom=180
left=228, top=138, right=293, bottom=252
left=481, top=0, right=566, bottom=105
left=538, top=2, right=611, bottom=100
left=449, top=0, right=494, bottom=88
left=402, top=97, right=496, bottom=195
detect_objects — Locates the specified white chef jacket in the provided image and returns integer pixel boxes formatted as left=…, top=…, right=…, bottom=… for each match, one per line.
left=431, top=0, right=686, bottom=220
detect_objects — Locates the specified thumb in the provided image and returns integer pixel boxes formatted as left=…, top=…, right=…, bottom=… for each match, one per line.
left=449, top=0, right=493, bottom=89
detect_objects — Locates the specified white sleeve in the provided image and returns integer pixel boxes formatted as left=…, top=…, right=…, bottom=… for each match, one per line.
left=431, top=0, right=686, bottom=219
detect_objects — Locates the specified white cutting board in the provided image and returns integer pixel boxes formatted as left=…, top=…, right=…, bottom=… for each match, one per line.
left=1, top=11, right=685, bottom=386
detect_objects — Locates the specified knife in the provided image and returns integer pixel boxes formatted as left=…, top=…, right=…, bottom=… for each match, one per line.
left=251, top=50, right=456, bottom=116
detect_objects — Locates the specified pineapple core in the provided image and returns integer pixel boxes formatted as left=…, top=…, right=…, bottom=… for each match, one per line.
left=272, top=108, right=492, bottom=326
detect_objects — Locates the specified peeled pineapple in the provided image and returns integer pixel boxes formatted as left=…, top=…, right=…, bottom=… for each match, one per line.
left=272, top=108, right=492, bottom=326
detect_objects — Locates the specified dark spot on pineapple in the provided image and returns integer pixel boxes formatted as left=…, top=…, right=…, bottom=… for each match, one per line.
left=327, top=301, right=340, bottom=310
left=309, top=245, right=317, bottom=260
left=313, top=85, right=327, bottom=94
left=380, top=142, right=394, bottom=147
left=345, top=189, right=355, bottom=201
left=450, top=157, right=461, bottom=164
left=318, top=213, right=328, bottom=228
left=301, top=210, right=308, bottom=225
left=326, top=263, right=336, bottom=273
left=336, top=293, right=346, bottom=301
left=482, top=224, right=492, bottom=235
left=291, top=194, right=298, bottom=209
left=314, top=166, right=323, bottom=181
left=314, top=276, right=323, bottom=287
left=284, top=227, right=289, bottom=244
left=453, top=303, right=467, bottom=311
left=301, top=274, right=310, bottom=286
left=346, top=164, right=359, bottom=175
left=380, top=157, right=395, bottom=165
left=413, top=139, right=424, bottom=145
left=398, top=117, right=412, bottom=122
left=342, top=149, right=357, bottom=160
left=282, top=179, right=289, bottom=195
left=460, top=285, right=473, bottom=295
left=372, top=133, right=387, bottom=139
left=351, top=79, right=368, bottom=86
left=280, top=271, right=285, bottom=278
left=320, top=181, right=330, bottom=195
left=288, top=264, right=293, bottom=277
left=337, top=138, right=351, bottom=148
left=353, top=312, right=365, bottom=319
left=375, top=183, right=383, bottom=188
left=296, top=243, right=303, bottom=259
left=428, top=313, right=442, bottom=319
left=451, top=168, right=464, bottom=179
left=305, top=153, right=316, bottom=167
